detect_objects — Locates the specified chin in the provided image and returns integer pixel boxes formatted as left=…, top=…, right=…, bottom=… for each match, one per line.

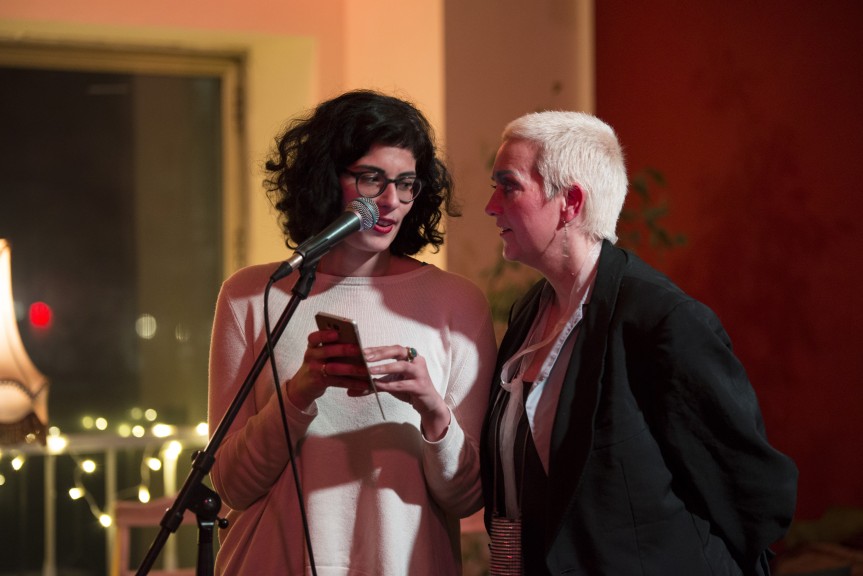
left=501, top=246, right=522, bottom=263
left=362, top=239, right=396, bottom=255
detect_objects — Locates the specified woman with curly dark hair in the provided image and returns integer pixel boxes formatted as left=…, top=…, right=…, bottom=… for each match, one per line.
left=208, top=90, right=497, bottom=575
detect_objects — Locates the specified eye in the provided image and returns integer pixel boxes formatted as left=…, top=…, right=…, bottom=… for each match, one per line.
left=493, top=180, right=517, bottom=194
left=359, top=172, right=383, bottom=185
left=395, top=177, right=416, bottom=192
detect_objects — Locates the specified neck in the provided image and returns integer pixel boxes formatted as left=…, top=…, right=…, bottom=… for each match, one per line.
left=543, top=236, right=602, bottom=312
left=318, top=247, right=418, bottom=277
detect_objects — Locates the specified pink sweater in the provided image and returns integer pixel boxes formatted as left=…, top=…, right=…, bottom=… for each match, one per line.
left=208, top=263, right=496, bottom=575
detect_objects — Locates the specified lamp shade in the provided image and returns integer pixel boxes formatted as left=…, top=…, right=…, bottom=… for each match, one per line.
left=0, top=238, right=48, bottom=445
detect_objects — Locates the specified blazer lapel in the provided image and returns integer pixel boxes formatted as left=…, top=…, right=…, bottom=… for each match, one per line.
left=481, top=280, right=545, bottom=527
left=545, top=240, right=628, bottom=547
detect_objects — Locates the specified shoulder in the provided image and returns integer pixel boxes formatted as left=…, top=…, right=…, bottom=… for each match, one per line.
left=406, top=267, right=494, bottom=336
left=603, top=245, right=694, bottom=313
left=218, top=262, right=282, bottom=302
left=605, top=248, right=726, bottom=338
left=225, top=261, right=280, bottom=284
left=415, top=265, right=490, bottom=306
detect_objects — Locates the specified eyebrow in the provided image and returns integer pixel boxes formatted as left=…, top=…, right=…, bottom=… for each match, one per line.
left=491, top=169, right=517, bottom=181
left=353, top=164, right=417, bottom=178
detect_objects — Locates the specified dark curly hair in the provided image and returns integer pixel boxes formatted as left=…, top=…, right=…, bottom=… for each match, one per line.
left=264, top=90, right=459, bottom=256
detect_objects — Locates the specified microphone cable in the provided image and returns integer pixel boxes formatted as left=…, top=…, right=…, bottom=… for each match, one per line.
left=263, top=277, right=319, bottom=576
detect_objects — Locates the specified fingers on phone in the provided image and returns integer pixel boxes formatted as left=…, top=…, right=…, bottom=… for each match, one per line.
left=334, top=343, right=362, bottom=357
left=322, top=359, right=370, bottom=381
left=308, top=329, right=340, bottom=347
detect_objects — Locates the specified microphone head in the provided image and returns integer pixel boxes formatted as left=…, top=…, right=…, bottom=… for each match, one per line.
left=347, top=198, right=380, bottom=231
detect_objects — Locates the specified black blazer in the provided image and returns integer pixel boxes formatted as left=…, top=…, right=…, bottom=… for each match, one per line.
left=480, top=241, right=798, bottom=575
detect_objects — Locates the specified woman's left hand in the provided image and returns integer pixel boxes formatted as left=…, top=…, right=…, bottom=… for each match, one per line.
left=364, top=345, right=451, bottom=441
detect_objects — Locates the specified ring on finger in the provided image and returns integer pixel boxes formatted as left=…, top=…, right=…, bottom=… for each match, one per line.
left=321, top=362, right=329, bottom=378
left=406, top=346, right=418, bottom=363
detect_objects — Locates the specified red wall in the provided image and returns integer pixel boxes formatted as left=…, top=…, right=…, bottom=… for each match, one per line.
left=596, top=1, right=863, bottom=522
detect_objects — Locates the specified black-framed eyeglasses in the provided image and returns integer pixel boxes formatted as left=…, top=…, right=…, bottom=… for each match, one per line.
left=344, top=170, right=423, bottom=204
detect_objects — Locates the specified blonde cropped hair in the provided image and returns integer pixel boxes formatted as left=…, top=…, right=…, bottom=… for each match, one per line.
left=503, top=111, right=628, bottom=243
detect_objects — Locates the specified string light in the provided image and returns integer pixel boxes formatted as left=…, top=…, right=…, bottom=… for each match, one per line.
left=68, top=453, right=108, bottom=523
left=138, top=485, right=151, bottom=504
left=152, top=424, right=175, bottom=438
left=138, top=444, right=158, bottom=504
left=0, top=411, right=205, bottom=530
left=46, top=434, right=68, bottom=454
left=163, top=440, right=183, bottom=462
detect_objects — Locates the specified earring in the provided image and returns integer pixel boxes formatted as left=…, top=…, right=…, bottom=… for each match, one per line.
left=561, top=218, right=569, bottom=259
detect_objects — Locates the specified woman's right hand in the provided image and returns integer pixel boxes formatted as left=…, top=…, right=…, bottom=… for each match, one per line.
left=286, top=328, right=371, bottom=410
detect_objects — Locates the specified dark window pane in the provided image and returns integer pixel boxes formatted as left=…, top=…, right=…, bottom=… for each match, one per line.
left=0, top=65, right=223, bottom=574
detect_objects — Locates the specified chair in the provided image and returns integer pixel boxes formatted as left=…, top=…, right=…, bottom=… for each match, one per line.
left=114, top=497, right=197, bottom=576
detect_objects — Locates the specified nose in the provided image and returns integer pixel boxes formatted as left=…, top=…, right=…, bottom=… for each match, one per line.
left=485, top=190, right=501, bottom=217
left=375, top=181, right=400, bottom=211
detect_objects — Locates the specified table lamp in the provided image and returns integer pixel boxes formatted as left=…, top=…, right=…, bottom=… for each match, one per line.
left=0, top=238, right=48, bottom=445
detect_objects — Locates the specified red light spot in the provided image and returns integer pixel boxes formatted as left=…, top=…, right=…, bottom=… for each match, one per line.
left=29, top=301, right=52, bottom=328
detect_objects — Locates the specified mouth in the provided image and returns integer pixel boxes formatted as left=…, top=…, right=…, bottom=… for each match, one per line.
left=374, top=218, right=397, bottom=233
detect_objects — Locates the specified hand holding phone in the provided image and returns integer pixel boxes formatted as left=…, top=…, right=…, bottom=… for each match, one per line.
left=314, top=312, right=386, bottom=420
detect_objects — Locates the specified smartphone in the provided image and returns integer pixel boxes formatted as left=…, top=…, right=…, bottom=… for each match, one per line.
left=314, top=312, right=386, bottom=420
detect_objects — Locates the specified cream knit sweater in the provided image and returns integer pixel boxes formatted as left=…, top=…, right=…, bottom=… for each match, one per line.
left=208, top=262, right=496, bottom=575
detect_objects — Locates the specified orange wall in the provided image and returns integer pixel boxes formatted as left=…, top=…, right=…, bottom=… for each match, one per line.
left=444, top=0, right=595, bottom=288
left=596, top=0, right=863, bottom=521
left=0, top=1, right=445, bottom=269
left=0, top=0, right=346, bottom=95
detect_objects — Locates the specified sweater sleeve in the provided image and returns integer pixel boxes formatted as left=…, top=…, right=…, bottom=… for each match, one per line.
left=640, top=299, right=798, bottom=572
left=207, top=279, right=315, bottom=511
left=421, top=289, right=497, bottom=518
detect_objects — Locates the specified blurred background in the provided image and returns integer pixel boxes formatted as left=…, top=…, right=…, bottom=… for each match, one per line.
left=1, top=1, right=861, bottom=574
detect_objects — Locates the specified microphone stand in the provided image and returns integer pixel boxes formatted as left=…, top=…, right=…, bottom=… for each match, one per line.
left=134, top=261, right=319, bottom=575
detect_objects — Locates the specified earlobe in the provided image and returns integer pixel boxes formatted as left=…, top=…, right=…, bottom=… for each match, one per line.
left=562, top=185, right=584, bottom=223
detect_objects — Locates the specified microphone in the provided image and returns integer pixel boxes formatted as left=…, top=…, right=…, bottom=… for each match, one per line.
left=270, top=197, right=380, bottom=282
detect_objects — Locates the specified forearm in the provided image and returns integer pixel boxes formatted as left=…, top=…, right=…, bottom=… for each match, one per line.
left=422, top=411, right=483, bottom=517
left=210, top=390, right=314, bottom=510
left=419, top=397, right=452, bottom=441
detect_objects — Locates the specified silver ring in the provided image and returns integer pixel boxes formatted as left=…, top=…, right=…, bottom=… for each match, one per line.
left=321, top=363, right=329, bottom=378
left=406, top=347, right=418, bottom=362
